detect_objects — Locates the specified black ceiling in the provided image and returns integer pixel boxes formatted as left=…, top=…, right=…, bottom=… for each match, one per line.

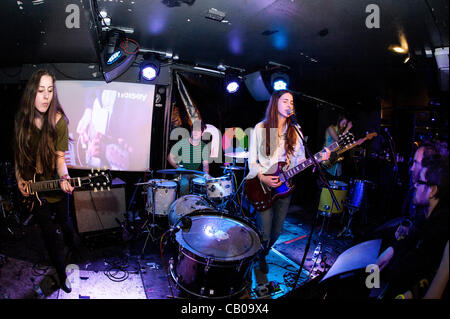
left=0, top=0, right=448, bottom=81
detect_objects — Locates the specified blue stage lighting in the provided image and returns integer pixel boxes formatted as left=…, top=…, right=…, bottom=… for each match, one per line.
left=141, top=64, right=159, bottom=81
left=226, top=81, right=240, bottom=93
left=273, top=78, right=288, bottom=91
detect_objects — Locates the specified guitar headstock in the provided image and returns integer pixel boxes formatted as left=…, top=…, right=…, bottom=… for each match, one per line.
left=86, top=168, right=113, bottom=192
left=337, top=131, right=355, bottom=149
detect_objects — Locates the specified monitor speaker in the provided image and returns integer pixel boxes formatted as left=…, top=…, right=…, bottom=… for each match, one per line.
left=73, top=187, right=125, bottom=234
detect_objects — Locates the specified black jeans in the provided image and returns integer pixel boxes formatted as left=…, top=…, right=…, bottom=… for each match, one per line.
left=33, top=196, right=76, bottom=280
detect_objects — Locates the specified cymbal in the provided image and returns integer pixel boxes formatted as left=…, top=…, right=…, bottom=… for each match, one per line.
left=225, top=151, right=249, bottom=159
left=157, top=168, right=205, bottom=175
left=221, top=165, right=245, bottom=171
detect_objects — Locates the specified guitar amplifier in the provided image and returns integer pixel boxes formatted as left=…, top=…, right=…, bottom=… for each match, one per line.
left=73, top=178, right=126, bottom=234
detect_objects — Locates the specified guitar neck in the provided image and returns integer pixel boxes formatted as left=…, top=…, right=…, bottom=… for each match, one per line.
left=282, top=140, right=339, bottom=180
left=29, top=177, right=82, bottom=194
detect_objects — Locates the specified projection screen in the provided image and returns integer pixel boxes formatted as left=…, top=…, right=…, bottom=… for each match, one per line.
left=56, top=81, right=155, bottom=171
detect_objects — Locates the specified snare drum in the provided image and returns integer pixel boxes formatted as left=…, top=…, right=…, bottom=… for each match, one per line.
left=190, top=177, right=206, bottom=196
left=206, top=175, right=233, bottom=200
left=170, top=213, right=261, bottom=298
left=318, top=180, right=348, bottom=215
left=168, top=194, right=215, bottom=227
left=145, top=179, right=178, bottom=216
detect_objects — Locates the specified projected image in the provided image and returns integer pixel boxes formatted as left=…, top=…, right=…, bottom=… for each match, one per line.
left=56, top=81, right=155, bottom=171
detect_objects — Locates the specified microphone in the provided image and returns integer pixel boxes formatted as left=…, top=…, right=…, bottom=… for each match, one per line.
left=287, top=109, right=298, bottom=124
left=171, top=216, right=192, bottom=234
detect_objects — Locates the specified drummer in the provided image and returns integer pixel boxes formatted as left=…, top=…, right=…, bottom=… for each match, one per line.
left=168, top=120, right=211, bottom=195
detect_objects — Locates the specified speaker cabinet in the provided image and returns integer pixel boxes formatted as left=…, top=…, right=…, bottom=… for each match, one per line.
left=73, top=187, right=125, bottom=234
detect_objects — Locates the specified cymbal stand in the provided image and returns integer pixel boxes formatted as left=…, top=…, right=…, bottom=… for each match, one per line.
left=226, top=157, right=248, bottom=217
left=141, top=181, right=162, bottom=257
left=337, top=205, right=358, bottom=239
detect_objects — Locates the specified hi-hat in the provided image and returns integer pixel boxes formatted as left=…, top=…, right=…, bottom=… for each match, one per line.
left=225, top=151, right=249, bottom=159
left=157, top=168, right=205, bottom=175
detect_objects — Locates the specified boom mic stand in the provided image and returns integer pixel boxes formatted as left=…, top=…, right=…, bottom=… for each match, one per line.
left=288, top=112, right=341, bottom=290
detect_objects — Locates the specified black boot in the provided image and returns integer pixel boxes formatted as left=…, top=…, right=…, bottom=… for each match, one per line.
left=58, top=275, right=72, bottom=293
left=258, top=255, right=269, bottom=274
left=56, top=267, right=72, bottom=294
left=258, top=242, right=270, bottom=274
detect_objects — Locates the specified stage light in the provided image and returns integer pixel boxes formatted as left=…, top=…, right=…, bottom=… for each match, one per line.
left=273, top=79, right=287, bottom=90
left=101, top=30, right=139, bottom=83
left=139, top=55, right=160, bottom=83
left=141, top=64, right=159, bottom=81
left=271, top=72, right=290, bottom=91
left=226, top=81, right=239, bottom=93
left=224, top=74, right=241, bottom=94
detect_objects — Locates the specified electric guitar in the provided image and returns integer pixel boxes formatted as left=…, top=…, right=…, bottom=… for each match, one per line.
left=321, top=132, right=377, bottom=169
left=244, top=132, right=354, bottom=212
left=21, top=169, right=113, bottom=213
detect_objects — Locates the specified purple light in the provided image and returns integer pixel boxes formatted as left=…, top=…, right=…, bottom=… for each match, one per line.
left=141, top=64, right=158, bottom=80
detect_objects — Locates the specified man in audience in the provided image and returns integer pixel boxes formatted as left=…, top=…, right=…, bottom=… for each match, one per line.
left=375, top=156, right=448, bottom=299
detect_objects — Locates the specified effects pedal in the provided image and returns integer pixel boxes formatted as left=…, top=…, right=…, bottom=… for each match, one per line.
left=255, top=281, right=281, bottom=297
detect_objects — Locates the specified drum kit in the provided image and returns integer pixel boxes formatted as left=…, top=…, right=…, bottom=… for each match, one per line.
left=317, top=178, right=376, bottom=239
left=135, top=151, right=263, bottom=298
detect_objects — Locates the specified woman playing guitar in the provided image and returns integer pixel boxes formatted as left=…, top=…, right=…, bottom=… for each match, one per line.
left=246, top=90, right=331, bottom=273
left=14, top=69, right=76, bottom=293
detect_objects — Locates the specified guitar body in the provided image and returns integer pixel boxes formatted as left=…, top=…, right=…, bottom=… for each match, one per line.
left=244, top=162, right=294, bottom=212
left=244, top=131, right=355, bottom=212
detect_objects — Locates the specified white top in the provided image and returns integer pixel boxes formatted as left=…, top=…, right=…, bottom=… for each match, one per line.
left=246, top=121, right=305, bottom=179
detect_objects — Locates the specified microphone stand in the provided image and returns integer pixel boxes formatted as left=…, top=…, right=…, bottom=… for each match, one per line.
left=290, top=90, right=345, bottom=112
left=289, top=113, right=341, bottom=291
left=384, top=129, right=399, bottom=218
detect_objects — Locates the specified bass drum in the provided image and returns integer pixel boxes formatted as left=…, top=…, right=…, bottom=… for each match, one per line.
left=317, top=180, right=348, bottom=215
left=168, top=195, right=215, bottom=227
left=170, top=213, right=261, bottom=298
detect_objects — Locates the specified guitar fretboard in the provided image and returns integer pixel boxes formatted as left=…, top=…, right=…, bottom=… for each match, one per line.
left=30, top=178, right=81, bottom=194
left=282, top=140, right=340, bottom=180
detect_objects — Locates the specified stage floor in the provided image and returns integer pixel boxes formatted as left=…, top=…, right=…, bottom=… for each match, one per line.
left=0, top=204, right=367, bottom=300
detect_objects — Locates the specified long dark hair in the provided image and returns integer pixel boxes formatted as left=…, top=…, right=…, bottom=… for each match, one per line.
left=335, top=115, right=348, bottom=134
left=14, top=69, right=68, bottom=178
left=262, top=90, right=297, bottom=157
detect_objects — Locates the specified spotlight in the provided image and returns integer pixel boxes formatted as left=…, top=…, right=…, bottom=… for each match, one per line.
left=224, top=74, right=241, bottom=94
left=226, top=81, right=239, bottom=93
left=270, top=72, right=289, bottom=91
left=101, top=29, right=139, bottom=83
left=140, top=55, right=160, bottom=83
left=141, top=64, right=159, bottom=81
left=273, top=79, right=287, bottom=90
